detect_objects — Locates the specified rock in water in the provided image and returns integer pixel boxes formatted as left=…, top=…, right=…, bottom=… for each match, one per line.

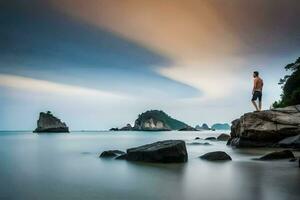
left=125, top=140, right=188, bottom=163
left=33, top=111, right=69, bottom=133
left=278, top=134, right=300, bottom=149
left=255, top=150, right=295, bottom=160
left=200, top=151, right=232, bottom=161
left=205, top=137, right=217, bottom=141
left=217, top=134, right=231, bottom=141
left=228, top=105, right=300, bottom=147
left=100, top=150, right=125, bottom=158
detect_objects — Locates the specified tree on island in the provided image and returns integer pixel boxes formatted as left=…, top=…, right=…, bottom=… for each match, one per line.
left=273, top=57, right=300, bottom=108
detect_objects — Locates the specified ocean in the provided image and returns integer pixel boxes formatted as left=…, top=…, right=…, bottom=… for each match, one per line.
left=0, top=131, right=299, bottom=200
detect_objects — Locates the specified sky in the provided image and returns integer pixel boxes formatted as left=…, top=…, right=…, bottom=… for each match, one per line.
left=0, top=0, right=300, bottom=130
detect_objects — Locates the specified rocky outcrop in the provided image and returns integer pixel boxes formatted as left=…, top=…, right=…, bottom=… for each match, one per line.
left=133, top=110, right=188, bottom=131
left=217, top=133, right=231, bottom=141
left=200, top=151, right=232, bottom=161
left=195, top=123, right=211, bottom=130
left=228, top=105, right=300, bottom=147
left=255, top=150, right=295, bottom=160
left=124, top=140, right=188, bottom=163
left=33, top=111, right=69, bottom=133
left=99, top=150, right=125, bottom=158
left=205, top=137, right=217, bottom=141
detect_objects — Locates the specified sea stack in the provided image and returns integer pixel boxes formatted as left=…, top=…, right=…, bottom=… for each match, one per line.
left=33, top=111, right=69, bottom=133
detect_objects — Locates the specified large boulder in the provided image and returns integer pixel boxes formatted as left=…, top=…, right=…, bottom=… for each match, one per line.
left=255, top=150, right=295, bottom=160
left=125, top=140, right=188, bottom=163
left=228, top=105, right=300, bottom=147
left=200, top=151, right=232, bottom=161
left=217, top=133, right=231, bottom=141
left=33, top=111, right=69, bottom=133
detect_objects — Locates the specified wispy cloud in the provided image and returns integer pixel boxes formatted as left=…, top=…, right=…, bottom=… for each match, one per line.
left=0, top=74, right=129, bottom=100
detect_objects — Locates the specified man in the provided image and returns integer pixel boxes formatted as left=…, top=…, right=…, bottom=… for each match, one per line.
left=251, top=71, right=263, bottom=111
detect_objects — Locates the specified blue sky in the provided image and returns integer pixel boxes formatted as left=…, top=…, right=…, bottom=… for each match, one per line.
left=0, top=0, right=300, bottom=130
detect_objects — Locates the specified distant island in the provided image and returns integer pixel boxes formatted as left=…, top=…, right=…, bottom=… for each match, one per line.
left=211, top=123, right=230, bottom=130
left=33, top=111, right=69, bottom=133
left=110, top=110, right=189, bottom=131
left=195, top=123, right=230, bottom=131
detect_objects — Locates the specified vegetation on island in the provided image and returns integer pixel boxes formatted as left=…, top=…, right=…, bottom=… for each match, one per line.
left=135, top=110, right=188, bottom=130
left=273, top=57, right=300, bottom=108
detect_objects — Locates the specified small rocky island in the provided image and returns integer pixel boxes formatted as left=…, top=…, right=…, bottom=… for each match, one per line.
left=111, top=110, right=190, bottom=131
left=228, top=105, right=300, bottom=148
left=33, top=111, right=69, bottom=133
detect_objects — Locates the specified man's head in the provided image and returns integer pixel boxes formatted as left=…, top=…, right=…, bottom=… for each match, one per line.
left=253, top=71, right=259, bottom=78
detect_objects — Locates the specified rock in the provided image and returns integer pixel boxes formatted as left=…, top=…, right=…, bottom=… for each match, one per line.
left=278, top=134, right=300, bottom=149
left=299, top=159, right=300, bottom=168
left=133, top=110, right=189, bottom=131
left=195, top=137, right=201, bottom=140
left=33, top=111, right=69, bottom=133
left=217, top=134, right=231, bottom=141
left=188, top=142, right=211, bottom=146
left=178, top=126, right=198, bottom=131
left=125, top=140, right=188, bottom=163
left=200, top=151, right=232, bottom=161
left=255, top=150, right=295, bottom=160
left=195, top=123, right=211, bottom=130
left=205, top=137, right=217, bottom=141
left=120, top=124, right=133, bottom=131
left=109, top=128, right=119, bottom=131
left=99, top=150, right=125, bottom=158
left=228, top=105, right=300, bottom=147
left=211, top=123, right=230, bottom=130
left=289, top=158, right=297, bottom=162
left=115, top=154, right=127, bottom=160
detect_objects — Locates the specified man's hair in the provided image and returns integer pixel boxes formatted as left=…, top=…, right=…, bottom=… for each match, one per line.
left=254, top=71, right=259, bottom=76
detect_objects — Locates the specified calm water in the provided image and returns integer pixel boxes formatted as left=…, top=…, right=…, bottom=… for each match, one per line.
left=0, top=131, right=299, bottom=200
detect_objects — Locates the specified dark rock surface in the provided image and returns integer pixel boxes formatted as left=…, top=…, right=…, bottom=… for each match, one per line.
left=188, top=142, right=211, bottom=146
left=255, top=150, right=295, bottom=160
left=205, top=137, right=217, bottom=141
left=278, top=134, right=300, bottom=149
left=125, top=140, right=188, bottom=163
left=33, top=111, right=69, bottom=133
left=99, top=150, right=125, bottom=158
left=228, top=105, right=300, bottom=147
left=217, top=134, right=230, bottom=141
left=195, top=137, right=201, bottom=140
left=200, top=151, right=232, bottom=161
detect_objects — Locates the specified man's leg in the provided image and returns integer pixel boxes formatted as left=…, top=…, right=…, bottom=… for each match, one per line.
left=252, top=100, right=259, bottom=111
left=258, top=100, right=262, bottom=111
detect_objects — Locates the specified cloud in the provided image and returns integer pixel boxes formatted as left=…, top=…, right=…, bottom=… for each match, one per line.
left=0, top=74, right=128, bottom=100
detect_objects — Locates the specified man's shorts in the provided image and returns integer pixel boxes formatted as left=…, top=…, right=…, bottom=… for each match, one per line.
left=252, top=91, right=262, bottom=101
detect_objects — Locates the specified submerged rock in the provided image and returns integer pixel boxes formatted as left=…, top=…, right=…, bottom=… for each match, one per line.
left=188, top=142, right=211, bottom=146
left=33, top=111, right=69, bottom=133
left=255, top=150, right=295, bottom=160
left=278, top=134, right=300, bottom=149
left=228, top=105, right=300, bottom=147
left=99, top=150, right=125, bottom=158
left=217, top=134, right=230, bottom=141
left=205, top=137, right=217, bottom=141
left=200, top=151, right=232, bottom=161
left=125, top=140, right=188, bottom=163
left=195, top=137, right=201, bottom=140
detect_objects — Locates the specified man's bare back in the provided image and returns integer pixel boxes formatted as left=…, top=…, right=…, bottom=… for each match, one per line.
left=251, top=71, right=263, bottom=111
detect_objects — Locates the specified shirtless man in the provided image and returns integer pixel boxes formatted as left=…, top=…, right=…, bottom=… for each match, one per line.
left=251, top=71, right=264, bottom=111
